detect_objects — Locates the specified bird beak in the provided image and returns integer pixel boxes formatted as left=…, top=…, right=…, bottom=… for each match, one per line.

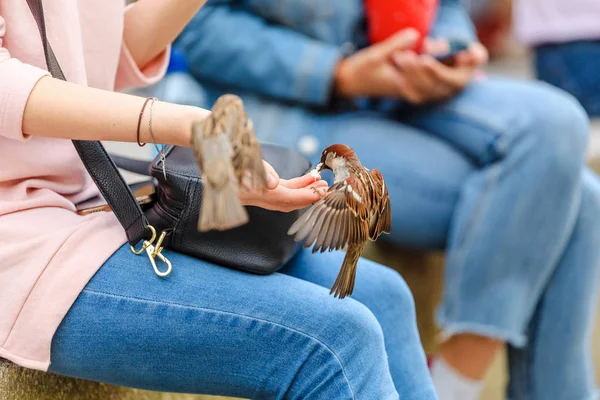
left=315, top=162, right=324, bottom=172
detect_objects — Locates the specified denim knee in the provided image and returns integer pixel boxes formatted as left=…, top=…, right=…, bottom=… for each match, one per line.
left=324, top=297, right=388, bottom=354
left=518, top=83, right=589, bottom=178
left=368, top=263, right=417, bottom=320
left=287, top=298, right=395, bottom=398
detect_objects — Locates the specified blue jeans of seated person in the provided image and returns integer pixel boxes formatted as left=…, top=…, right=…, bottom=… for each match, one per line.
left=207, top=76, right=600, bottom=400
left=535, top=40, right=600, bottom=117
left=48, top=245, right=438, bottom=400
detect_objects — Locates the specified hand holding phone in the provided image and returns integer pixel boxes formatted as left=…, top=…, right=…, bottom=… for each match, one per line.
left=433, top=40, right=470, bottom=66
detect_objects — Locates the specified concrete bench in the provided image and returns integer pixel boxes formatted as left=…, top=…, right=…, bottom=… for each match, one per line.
left=0, top=358, right=238, bottom=400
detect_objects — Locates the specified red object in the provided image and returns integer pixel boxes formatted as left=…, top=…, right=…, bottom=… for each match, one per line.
left=364, top=0, right=439, bottom=53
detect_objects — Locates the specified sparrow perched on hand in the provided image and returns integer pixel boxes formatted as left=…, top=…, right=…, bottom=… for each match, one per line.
left=191, top=94, right=267, bottom=232
left=288, top=144, right=392, bottom=299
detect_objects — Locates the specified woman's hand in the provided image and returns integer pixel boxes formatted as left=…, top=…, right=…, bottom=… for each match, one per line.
left=333, top=29, right=420, bottom=98
left=389, top=40, right=488, bottom=104
left=239, top=161, right=328, bottom=212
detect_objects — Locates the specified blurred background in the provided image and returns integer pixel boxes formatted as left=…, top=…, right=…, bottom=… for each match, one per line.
left=3, top=0, right=600, bottom=399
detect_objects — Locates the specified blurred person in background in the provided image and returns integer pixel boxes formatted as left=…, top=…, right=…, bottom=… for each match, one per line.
left=0, top=0, right=439, bottom=398
left=177, top=1, right=600, bottom=399
left=514, top=0, right=600, bottom=116
left=468, top=0, right=513, bottom=59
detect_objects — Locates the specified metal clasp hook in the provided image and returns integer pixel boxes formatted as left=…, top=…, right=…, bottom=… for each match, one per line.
left=144, top=243, right=172, bottom=277
left=130, top=225, right=172, bottom=277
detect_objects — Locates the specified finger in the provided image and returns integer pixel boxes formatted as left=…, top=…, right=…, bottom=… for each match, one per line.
left=392, top=52, right=429, bottom=103
left=455, top=43, right=488, bottom=68
left=262, top=160, right=279, bottom=189
left=380, top=63, right=412, bottom=97
left=424, top=59, right=471, bottom=90
left=423, top=37, right=450, bottom=56
left=256, top=186, right=324, bottom=212
left=280, top=177, right=327, bottom=190
left=471, top=42, right=489, bottom=65
left=280, top=173, right=322, bottom=189
left=310, top=180, right=329, bottom=188
left=276, top=187, right=326, bottom=210
left=420, top=55, right=458, bottom=98
left=397, top=52, right=432, bottom=97
left=373, top=28, right=420, bottom=60
left=407, top=54, right=442, bottom=93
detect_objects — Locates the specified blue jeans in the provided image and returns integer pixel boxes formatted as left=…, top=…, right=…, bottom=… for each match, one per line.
left=535, top=40, right=600, bottom=117
left=228, top=76, right=600, bottom=399
left=49, top=246, right=437, bottom=399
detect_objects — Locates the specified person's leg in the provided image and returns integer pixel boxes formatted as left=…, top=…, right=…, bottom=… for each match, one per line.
left=281, top=249, right=433, bottom=396
left=49, top=245, right=437, bottom=399
left=402, top=77, right=596, bottom=397
left=241, top=94, right=475, bottom=249
left=535, top=40, right=600, bottom=117
left=506, top=168, right=600, bottom=400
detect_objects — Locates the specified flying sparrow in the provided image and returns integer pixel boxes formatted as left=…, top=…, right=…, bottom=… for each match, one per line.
left=288, top=144, right=392, bottom=299
left=191, top=94, right=267, bottom=232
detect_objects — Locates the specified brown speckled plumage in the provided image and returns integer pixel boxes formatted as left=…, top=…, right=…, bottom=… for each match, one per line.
left=191, top=94, right=267, bottom=232
left=288, top=144, right=391, bottom=299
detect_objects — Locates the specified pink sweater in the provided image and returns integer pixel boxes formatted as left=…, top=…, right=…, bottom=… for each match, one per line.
left=0, top=1, right=168, bottom=371
left=514, top=0, right=600, bottom=45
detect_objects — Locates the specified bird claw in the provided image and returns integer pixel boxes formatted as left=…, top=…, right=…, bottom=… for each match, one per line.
left=310, top=186, right=327, bottom=197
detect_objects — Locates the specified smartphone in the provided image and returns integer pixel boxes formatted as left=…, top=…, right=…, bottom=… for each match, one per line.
left=77, top=194, right=154, bottom=216
left=434, top=40, right=470, bottom=66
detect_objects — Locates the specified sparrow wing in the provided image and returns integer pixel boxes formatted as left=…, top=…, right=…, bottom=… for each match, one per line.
left=231, top=118, right=267, bottom=190
left=191, top=110, right=249, bottom=232
left=288, top=177, right=370, bottom=253
left=368, top=169, right=392, bottom=239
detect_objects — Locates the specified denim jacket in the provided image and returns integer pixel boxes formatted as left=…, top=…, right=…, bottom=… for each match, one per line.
left=177, top=0, right=476, bottom=107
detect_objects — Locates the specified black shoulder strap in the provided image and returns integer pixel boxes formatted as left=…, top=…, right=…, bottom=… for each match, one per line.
left=25, top=0, right=149, bottom=245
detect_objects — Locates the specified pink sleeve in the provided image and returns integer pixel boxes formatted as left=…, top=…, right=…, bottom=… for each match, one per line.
left=114, top=42, right=170, bottom=92
left=114, top=5, right=170, bottom=92
left=0, top=16, right=49, bottom=141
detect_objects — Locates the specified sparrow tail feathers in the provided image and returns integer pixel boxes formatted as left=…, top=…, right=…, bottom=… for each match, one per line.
left=330, top=243, right=364, bottom=299
left=198, top=175, right=248, bottom=232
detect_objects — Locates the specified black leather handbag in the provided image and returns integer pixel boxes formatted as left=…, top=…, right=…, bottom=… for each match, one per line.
left=26, top=0, right=310, bottom=276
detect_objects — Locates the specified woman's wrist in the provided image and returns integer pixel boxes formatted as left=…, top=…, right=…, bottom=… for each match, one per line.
left=141, top=101, right=210, bottom=148
left=176, top=104, right=211, bottom=148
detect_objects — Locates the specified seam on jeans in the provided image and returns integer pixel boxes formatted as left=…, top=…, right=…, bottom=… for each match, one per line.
left=444, top=162, right=502, bottom=323
left=436, top=321, right=527, bottom=348
left=81, top=288, right=356, bottom=399
left=420, top=109, right=509, bottom=165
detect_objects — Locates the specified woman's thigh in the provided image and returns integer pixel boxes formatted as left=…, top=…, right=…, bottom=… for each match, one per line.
left=281, top=250, right=436, bottom=398
left=49, top=245, right=434, bottom=399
